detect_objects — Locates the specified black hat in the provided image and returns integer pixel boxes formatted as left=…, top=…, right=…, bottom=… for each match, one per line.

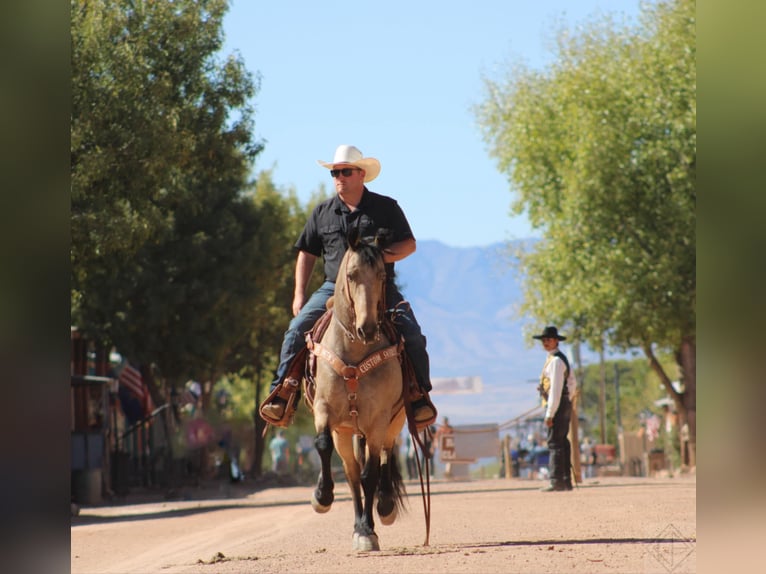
left=532, top=326, right=566, bottom=340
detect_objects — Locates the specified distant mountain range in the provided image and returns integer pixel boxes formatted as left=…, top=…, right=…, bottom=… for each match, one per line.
left=394, top=239, right=547, bottom=425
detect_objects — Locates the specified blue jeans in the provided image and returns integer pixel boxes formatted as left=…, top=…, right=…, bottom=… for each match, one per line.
left=269, top=280, right=431, bottom=394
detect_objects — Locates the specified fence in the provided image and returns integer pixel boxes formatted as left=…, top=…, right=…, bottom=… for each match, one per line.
left=111, top=403, right=175, bottom=493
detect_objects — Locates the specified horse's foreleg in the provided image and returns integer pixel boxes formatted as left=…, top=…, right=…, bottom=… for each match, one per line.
left=353, top=452, right=381, bottom=551
left=311, top=426, right=334, bottom=513
left=335, top=434, right=363, bottom=521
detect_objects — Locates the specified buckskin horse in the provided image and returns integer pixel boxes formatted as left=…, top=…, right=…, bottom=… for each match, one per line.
left=304, top=229, right=413, bottom=552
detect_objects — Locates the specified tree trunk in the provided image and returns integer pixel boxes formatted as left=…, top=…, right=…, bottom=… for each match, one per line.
left=598, top=348, right=607, bottom=444
left=644, top=344, right=683, bottom=408
left=644, top=343, right=694, bottom=469
left=252, top=370, right=265, bottom=478
left=570, top=342, right=584, bottom=482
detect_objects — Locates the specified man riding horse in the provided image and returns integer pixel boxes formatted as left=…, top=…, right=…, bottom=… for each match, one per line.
left=260, top=144, right=436, bottom=427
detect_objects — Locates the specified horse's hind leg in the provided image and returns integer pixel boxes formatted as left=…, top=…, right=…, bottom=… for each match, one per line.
left=377, top=449, right=404, bottom=525
left=378, top=411, right=408, bottom=525
left=311, top=426, right=334, bottom=513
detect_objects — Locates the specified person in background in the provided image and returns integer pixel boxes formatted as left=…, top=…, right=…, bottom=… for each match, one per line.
left=534, top=326, right=578, bottom=492
left=433, top=416, right=454, bottom=479
left=425, top=425, right=436, bottom=476
left=405, top=433, right=418, bottom=479
left=269, top=430, right=290, bottom=474
left=580, top=436, right=595, bottom=479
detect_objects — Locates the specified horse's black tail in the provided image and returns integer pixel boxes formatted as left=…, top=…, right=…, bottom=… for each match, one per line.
left=379, top=450, right=407, bottom=517
left=389, top=451, right=407, bottom=513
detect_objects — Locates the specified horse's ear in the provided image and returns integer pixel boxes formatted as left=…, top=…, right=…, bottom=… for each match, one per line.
left=347, top=224, right=360, bottom=249
left=374, top=228, right=393, bottom=249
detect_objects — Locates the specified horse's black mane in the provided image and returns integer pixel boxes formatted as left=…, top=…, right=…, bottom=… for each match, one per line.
left=353, top=239, right=384, bottom=268
left=347, top=227, right=391, bottom=268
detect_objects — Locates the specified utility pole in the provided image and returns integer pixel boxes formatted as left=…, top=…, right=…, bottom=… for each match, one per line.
left=570, top=341, right=583, bottom=483
left=613, top=363, right=631, bottom=473
left=614, top=362, right=623, bottom=470
left=614, top=363, right=623, bottom=435
left=598, top=347, right=607, bottom=445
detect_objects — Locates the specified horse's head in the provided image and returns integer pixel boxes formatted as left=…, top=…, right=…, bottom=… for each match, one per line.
left=337, top=228, right=390, bottom=344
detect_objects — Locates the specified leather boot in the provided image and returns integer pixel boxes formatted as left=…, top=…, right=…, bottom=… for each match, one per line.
left=411, top=395, right=436, bottom=424
left=261, top=397, right=287, bottom=421
left=259, top=378, right=300, bottom=426
left=403, top=356, right=437, bottom=427
left=540, top=480, right=568, bottom=492
left=547, top=448, right=561, bottom=485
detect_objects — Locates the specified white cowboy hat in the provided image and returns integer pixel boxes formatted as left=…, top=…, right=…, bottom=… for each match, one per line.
left=317, top=144, right=381, bottom=182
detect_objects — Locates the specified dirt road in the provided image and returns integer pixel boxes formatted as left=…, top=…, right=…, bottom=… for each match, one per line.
left=71, top=475, right=695, bottom=573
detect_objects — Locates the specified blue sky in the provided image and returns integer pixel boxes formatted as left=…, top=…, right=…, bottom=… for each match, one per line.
left=222, top=1, right=643, bottom=248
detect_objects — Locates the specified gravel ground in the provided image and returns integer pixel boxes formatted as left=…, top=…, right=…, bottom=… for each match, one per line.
left=71, top=474, right=696, bottom=574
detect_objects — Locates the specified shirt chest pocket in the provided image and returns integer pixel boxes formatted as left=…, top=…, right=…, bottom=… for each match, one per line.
left=319, top=224, right=344, bottom=253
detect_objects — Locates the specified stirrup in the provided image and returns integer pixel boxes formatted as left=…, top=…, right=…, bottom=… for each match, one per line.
left=259, top=378, right=299, bottom=427
left=410, top=393, right=437, bottom=430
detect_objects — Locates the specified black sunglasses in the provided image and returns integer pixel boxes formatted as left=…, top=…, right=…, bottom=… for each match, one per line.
left=330, top=167, right=360, bottom=178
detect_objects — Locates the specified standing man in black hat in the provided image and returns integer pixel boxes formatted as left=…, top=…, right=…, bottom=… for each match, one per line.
left=533, top=326, right=578, bottom=491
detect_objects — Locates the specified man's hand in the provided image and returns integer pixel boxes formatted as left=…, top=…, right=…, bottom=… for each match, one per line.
left=544, top=417, right=553, bottom=428
left=292, top=294, right=306, bottom=317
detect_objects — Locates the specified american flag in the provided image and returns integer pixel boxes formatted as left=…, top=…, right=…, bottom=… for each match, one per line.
left=118, top=362, right=155, bottom=417
left=118, top=363, right=144, bottom=398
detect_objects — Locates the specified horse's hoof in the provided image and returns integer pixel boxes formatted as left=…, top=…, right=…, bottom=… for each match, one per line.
left=311, top=493, right=332, bottom=514
left=352, top=532, right=380, bottom=552
left=378, top=506, right=398, bottom=526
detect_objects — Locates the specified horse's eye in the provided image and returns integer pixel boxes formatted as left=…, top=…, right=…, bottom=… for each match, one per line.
left=378, top=272, right=386, bottom=281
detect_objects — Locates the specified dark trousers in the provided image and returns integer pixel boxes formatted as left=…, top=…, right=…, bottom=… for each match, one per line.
left=385, top=283, right=431, bottom=393
left=269, top=280, right=431, bottom=394
left=546, top=397, right=572, bottom=483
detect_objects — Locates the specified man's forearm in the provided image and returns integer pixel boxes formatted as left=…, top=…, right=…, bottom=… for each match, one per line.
left=382, top=237, right=416, bottom=263
left=294, top=251, right=317, bottom=297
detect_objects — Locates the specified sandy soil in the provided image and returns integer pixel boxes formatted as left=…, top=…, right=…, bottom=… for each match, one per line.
left=71, top=474, right=696, bottom=574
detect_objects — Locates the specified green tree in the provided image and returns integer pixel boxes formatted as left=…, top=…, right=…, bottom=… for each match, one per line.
left=221, top=171, right=327, bottom=476
left=476, top=0, right=695, bottom=464
left=577, top=356, right=671, bottom=447
left=245, top=180, right=331, bottom=474
left=71, top=0, right=267, bottom=383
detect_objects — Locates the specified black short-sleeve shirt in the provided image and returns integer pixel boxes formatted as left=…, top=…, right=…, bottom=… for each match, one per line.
left=295, top=188, right=414, bottom=282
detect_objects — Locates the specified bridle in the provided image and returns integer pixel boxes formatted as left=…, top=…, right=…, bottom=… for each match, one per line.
left=336, top=246, right=387, bottom=344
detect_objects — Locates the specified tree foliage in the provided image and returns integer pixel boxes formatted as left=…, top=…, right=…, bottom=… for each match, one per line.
left=211, top=175, right=328, bottom=476
left=219, top=173, right=326, bottom=412
left=71, top=1, right=338, bottom=477
left=476, top=0, right=695, bottom=460
left=577, top=356, right=673, bottom=445
left=71, top=0, right=271, bottom=381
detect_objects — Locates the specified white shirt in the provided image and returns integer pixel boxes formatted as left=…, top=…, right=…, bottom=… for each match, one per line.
left=543, top=350, right=578, bottom=419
